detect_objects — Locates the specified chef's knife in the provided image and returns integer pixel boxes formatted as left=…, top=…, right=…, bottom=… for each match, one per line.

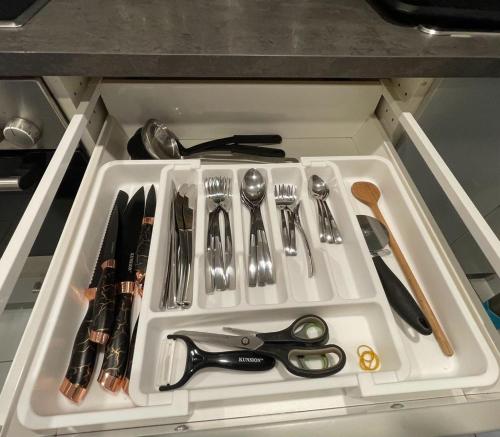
left=98, top=187, right=145, bottom=392
left=60, top=191, right=128, bottom=402
left=89, top=191, right=128, bottom=345
left=123, top=185, right=156, bottom=393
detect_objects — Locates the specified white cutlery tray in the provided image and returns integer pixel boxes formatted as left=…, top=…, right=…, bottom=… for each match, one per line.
left=17, top=156, right=498, bottom=431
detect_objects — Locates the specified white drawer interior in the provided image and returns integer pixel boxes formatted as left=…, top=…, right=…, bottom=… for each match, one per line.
left=3, top=79, right=500, bottom=435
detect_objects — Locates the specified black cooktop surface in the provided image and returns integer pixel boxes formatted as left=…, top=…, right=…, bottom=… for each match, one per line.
left=370, top=0, right=500, bottom=30
left=0, top=0, right=40, bottom=20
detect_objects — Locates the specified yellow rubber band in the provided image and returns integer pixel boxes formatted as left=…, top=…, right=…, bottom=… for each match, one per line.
left=357, top=344, right=381, bottom=371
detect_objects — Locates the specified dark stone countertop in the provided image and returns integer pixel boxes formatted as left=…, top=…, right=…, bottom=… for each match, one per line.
left=2, top=0, right=500, bottom=78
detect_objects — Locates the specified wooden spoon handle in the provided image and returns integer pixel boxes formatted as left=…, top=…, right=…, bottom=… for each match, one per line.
left=371, top=205, right=454, bottom=357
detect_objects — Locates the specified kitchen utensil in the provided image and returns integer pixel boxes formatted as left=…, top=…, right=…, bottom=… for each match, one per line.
left=357, top=215, right=432, bottom=335
left=160, top=182, right=178, bottom=310
left=308, top=175, right=342, bottom=244
left=59, top=291, right=98, bottom=403
left=352, top=181, right=453, bottom=356
left=293, top=202, right=314, bottom=278
left=174, top=184, right=195, bottom=308
left=273, top=184, right=296, bottom=255
left=274, top=185, right=290, bottom=254
left=128, top=119, right=284, bottom=160
left=158, top=335, right=275, bottom=391
left=98, top=187, right=145, bottom=392
left=123, top=185, right=156, bottom=394
left=173, top=314, right=346, bottom=379
left=134, top=185, right=156, bottom=291
left=60, top=191, right=128, bottom=402
left=241, top=169, right=274, bottom=286
left=205, top=176, right=233, bottom=293
left=89, top=191, right=129, bottom=345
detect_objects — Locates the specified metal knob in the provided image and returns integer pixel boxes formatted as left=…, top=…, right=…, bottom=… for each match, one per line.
left=3, top=117, right=41, bottom=148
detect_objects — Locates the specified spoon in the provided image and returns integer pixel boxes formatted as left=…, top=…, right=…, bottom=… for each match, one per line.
left=128, top=119, right=285, bottom=160
left=351, top=181, right=453, bottom=356
left=308, top=175, right=342, bottom=244
left=241, top=168, right=267, bottom=205
left=357, top=215, right=432, bottom=335
left=241, top=169, right=274, bottom=286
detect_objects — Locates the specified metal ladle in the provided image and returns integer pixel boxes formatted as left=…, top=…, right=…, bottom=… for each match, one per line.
left=129, top=119, right=289, bottom=162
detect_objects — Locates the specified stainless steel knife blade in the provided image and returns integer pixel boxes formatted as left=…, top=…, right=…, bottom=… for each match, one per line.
left=116, top=187, right=145, bottom=283
left=174, top=191, right=184, bottom=230
left=89, top=190, right=128, bottom=288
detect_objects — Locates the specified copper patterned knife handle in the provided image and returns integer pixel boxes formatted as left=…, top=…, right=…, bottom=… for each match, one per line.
left=89, top=260, right=116, bottom=344
left=135, top=219, right=153, bottom=291
left=60, top=291, right=98, bottom=403
left=98, top=283, right=134, bottom=392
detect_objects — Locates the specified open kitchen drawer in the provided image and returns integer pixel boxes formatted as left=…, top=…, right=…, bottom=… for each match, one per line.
left=1, top=78, right=500, bottom=436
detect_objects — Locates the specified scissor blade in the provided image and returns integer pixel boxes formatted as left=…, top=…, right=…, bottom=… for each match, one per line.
left=174, top=330, right=262, bottom=350
left=223, top=327, right=257, bottom=336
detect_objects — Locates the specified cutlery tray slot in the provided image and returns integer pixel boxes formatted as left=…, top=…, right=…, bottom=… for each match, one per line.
left=235, top=166, right=288, bottom=306
left=134, top=302, right=404, bottom=406
left=147, top=166, right=200, bottom=312
left=197, top=167, right=241, bottom=309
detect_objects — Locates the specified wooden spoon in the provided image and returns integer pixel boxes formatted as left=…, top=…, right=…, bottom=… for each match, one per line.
left=352, top=181, right=454, bottom=357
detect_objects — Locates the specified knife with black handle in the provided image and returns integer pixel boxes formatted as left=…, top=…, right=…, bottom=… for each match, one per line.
left=123, top=316, right=139, bottom=394
left=135, top=185, right=156, bottom=293
left=60, top=191, right=128, bottom=402
left=98, top=187, right=145, bottom=392
left=89, top=191, right=129, bottom=345
left=123, top=185, right=156, bottom=394
left=59, top=290, right=98, bottom=403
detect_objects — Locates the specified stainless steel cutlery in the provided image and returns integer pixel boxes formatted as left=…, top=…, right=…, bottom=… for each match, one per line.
left=274, top=184, right=314, bottom=277
left=309, top=175, right=342, bottom=244
left=274, top=184, right=297, bottom=256
left=293, top=202, right=314, bottom=277
left=161, top=183, right=195, bottom=310
left=160, top=173, right=336, bottom=300
left=241, top=169, right=274, bottom=287
left=205, top=176, right=233, bottom=293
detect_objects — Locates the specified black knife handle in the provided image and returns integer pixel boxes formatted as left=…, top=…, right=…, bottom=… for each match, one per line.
left=123, top=316, right=139, bottom=394
left=373, top=255, right=432, bottom=335
left=98, top=287, right=134, bottom=392
left=60, top=294, right=98, bottom=403
left=90, top=261, right=116, bottom=344
left=135, top=221, right=153, bottom=291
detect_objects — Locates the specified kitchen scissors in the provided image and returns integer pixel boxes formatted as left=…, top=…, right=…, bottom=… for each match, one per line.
left=160, top=315, right=346, bottom=390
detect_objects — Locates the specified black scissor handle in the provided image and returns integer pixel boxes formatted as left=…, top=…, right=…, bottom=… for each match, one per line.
left=257, top=315, right=329, bottom=346
left=258, top=343, right=346, bottom=378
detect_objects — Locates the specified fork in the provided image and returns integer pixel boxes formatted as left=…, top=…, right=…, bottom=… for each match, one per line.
left=205, top=176, right=233, bottom=292
left=274, top=184, right=297, bottom=256
left=292, top=202, right=314, bottom=277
